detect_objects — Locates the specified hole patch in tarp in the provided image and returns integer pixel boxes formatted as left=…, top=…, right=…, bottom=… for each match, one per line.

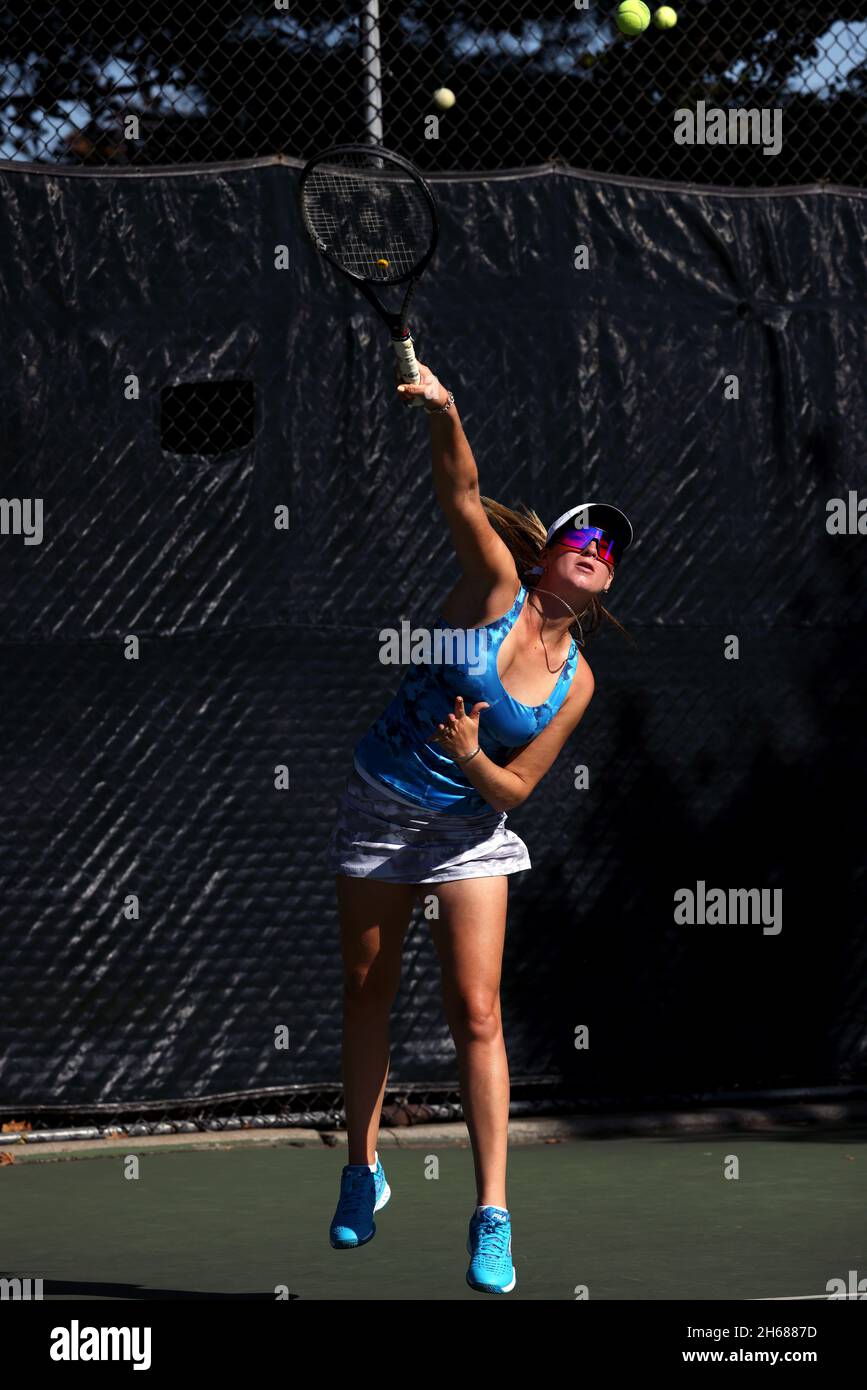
left=160, top=380, right=255, bottom=456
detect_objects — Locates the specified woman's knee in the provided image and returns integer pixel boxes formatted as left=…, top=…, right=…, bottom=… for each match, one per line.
left=445, top=990, right=502, bottom=1044
left=342, top=960, right=401, bottom=1009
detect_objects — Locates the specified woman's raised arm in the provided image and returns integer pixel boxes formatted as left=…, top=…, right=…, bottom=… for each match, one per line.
left=397, top=361, right=517, bottom=586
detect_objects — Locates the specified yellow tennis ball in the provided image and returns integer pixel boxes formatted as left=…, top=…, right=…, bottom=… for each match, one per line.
left=375, top=258, right=390, bottom=267
left=653, top=5, right=678, bottom=27
left=615, top=1, right=651, bottom=35
left=433, top=87, right=456, bottom=111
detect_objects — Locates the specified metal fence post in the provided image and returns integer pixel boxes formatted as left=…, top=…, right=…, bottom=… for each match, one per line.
left=360, top=0, right=384, bottom=145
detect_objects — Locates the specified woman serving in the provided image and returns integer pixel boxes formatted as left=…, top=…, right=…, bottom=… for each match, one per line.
left=326, top=361, right=634, bottom=1295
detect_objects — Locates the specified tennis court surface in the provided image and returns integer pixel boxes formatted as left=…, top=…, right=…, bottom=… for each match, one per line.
left=3, top=1128, right=864, bottom=1301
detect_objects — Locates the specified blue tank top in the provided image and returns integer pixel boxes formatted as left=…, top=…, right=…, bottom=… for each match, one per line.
left=353, top=583, right=580, bottom=815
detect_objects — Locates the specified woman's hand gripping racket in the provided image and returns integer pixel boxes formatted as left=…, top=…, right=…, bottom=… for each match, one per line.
left=298, top=143, right=439, bottom=407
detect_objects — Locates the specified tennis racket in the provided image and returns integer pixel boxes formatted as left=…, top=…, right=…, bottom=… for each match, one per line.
left=298, top=143, right=439, bottom=407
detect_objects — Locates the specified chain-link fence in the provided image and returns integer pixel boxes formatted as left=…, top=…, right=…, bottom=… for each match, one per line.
left=2, top=1, right=865, bottom=184
left=6, top=1082, right=867, bottom=1146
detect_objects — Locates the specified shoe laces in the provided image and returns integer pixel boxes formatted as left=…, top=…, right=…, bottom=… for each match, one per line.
left=339, top=1167, right=372, bottom=1217
left=474, top=1213, right=509, bottom=1260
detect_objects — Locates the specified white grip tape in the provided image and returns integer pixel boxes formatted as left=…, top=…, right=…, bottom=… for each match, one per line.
left=391, top=333, right=425, bottom=407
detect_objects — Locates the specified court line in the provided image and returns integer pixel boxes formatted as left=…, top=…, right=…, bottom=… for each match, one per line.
left=751, top=1293, right=861, bottom=1301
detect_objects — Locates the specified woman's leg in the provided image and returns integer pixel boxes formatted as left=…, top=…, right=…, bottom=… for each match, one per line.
left=427, top=875, right=510, bottom=1210
left=335, top=874, right=417, bottom=1166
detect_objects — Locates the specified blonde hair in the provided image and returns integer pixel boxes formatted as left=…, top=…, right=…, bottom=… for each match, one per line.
left=479, top=495, right=634, bottom=646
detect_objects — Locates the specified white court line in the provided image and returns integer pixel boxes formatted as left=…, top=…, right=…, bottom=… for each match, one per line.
left=751, top=1293, right=861, bottom=1301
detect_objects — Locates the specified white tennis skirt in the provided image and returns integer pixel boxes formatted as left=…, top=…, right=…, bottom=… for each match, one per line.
left=326, top=766, right=531, bottom=884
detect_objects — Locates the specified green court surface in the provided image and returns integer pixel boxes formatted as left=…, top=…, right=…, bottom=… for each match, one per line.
left=2, top=1132, right=865, bottom=1301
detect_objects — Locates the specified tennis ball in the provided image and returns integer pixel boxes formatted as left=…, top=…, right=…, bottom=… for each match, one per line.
left=375, top=258, right=390, bottom=267
left=653, top=5, right=678, bottom=27
left=615, top=1, right=651, bottom=35
left=433, top=87, right=456, bottom=110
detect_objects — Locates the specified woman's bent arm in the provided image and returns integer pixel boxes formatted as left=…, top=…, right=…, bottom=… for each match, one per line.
left=459, top=670, right=596, bottom=812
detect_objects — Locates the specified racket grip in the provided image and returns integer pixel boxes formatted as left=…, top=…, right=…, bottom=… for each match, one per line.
left=391, top=330, right=426, bottom=408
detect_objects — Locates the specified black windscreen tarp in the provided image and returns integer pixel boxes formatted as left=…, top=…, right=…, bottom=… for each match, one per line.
left=0, top=156, right=865, bottom=1106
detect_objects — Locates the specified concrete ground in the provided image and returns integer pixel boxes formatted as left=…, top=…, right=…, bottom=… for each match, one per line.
left=4, top=1102, right=867, bottom=1163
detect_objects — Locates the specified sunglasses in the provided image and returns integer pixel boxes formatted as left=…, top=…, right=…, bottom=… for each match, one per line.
left=552, top=525, right=620, bottom=568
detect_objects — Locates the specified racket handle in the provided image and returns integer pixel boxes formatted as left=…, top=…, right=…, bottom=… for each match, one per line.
left=391, top=330, right=426, bottom=408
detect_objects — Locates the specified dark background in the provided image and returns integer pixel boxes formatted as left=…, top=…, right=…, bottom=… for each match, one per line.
left=1, top=158, right=864, bottom=1105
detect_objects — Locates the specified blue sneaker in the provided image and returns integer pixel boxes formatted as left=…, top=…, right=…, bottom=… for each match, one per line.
left=466, top=1206, right=517, bottom=1293
left=329, top=1153, right=391, bottom=1249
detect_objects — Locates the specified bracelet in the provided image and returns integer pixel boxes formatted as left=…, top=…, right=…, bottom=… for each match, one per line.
left=424, top=389, right=455, bottom=416
left=455, top=746, right=481, bottom=764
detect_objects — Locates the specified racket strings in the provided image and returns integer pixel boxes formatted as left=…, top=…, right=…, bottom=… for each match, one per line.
left=302, top=158, right=433, bottom=282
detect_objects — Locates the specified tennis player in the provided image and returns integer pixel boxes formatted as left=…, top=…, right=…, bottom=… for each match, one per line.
left=326, top=361, right=634, bottom=1294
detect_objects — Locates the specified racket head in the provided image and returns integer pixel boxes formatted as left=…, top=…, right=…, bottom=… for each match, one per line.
left=298, top=143, right=439, bottom=288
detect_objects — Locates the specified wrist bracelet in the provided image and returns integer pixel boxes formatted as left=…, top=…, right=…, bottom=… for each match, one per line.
left=455, top=746, right=481, bottom=764
left=424, top=389, right=455, bottom=416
